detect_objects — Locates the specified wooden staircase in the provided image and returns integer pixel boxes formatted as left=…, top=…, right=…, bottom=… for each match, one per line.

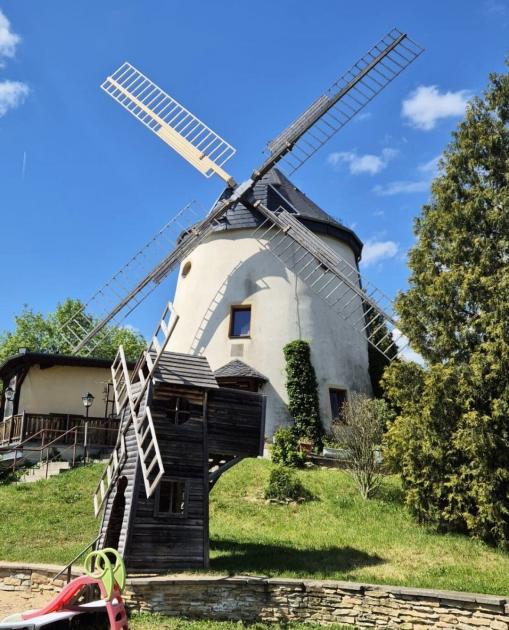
left=93, top=302, right=179, bottom=516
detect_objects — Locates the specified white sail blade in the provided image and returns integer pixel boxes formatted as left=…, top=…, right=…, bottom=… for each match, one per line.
left=102, top=62, right=236, bottom=185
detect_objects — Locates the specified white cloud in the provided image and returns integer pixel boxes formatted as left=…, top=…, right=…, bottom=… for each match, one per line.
left=373, top=180, right=429, bottom=196
left=0, top=80, right=29, bottom=118
left=328, top=148, right=398, bottom=176
left=0, top=10, right=21, bottom=66
left=418, top=155, right=441, bottom=174
left=484, top=0, right=508, bottom=16
left=361, top=239, right=399, bottom=268
left=372, top=209, right=385, bottom=217
left=402, top=85, right=470, bottom=131
left=355, top=111, right=372, bottom=122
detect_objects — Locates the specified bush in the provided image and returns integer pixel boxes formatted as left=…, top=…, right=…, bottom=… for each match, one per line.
left=264, top=466, right=313, bottom=503
left=283, top=340, right=322, bottom=445
left=271, top=427, right=305, bottom=468
left=341, top=393, right=391, bottom=499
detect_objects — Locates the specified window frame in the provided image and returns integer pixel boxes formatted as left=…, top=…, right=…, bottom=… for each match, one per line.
left=166, top=396, right=192, bottom=425
left=154, top=478, right=189, bottom=519
left=229, top=304, right=252, bottom=339
left=328, top=387, right=349, bottom=423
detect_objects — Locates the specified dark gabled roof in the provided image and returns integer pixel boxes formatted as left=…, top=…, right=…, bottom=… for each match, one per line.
left=153, top=351, right=218, bottom=390
left=208, top=168, right=363, bottom=260
left=0, top=351, right=130, bottom=382
left=214, top=360, right=268, bottom=383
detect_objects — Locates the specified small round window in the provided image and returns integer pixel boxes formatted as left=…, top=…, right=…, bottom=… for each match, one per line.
left=182, top=261, right=192, bottom=278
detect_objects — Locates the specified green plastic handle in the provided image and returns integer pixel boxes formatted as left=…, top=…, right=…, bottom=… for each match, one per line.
left=84, top=548, right=126, bottom=601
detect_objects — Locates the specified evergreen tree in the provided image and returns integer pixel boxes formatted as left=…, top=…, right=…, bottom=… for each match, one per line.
left=384, top=62, right=509, bottom=546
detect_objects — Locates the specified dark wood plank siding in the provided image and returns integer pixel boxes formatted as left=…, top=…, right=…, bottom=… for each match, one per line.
left=207, top=388, right=266, bottom=458
left=126, top=382, right=209, bottom=571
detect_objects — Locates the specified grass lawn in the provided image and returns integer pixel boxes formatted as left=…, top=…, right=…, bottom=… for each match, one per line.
left=128, top=617, right=354, bottom=630
left=0, top=460, right=508, bottom=594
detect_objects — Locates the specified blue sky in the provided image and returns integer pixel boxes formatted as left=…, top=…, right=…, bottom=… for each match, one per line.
left=0, top=1, right=508, bottom=341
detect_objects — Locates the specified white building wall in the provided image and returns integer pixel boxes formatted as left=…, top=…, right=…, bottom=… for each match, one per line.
left=168, top=229, right=372, bottom=438
left=18, top=365, right=111, bottom=416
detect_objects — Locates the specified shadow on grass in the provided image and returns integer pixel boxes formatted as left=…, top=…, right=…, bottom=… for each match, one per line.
left=210, top=539, right=384, bottom=576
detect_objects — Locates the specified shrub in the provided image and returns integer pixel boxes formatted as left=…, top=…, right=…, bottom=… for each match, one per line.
left=283, top=340, right=322, bottom=445
left=271, top=427, right=305, bottom=468
left=264, top=466, right=313, bottom=503
left=341, top=393, right=391, bottom=499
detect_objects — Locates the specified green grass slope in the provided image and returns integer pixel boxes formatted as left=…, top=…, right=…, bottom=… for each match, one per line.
left=0, top=460, right=508, bottom=595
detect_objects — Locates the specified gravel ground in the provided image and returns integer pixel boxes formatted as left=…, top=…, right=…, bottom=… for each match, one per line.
left=0, top=590, right=51, bottom=619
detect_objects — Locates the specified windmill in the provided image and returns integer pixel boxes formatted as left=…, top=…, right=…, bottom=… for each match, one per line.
left=60, top=28, right=423, bottom=571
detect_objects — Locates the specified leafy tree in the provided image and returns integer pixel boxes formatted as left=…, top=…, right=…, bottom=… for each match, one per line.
left=283, top=340, right=322, bottom=445
left=0, top=298, right=146, bottom=364
left=384, top=62, right=509, bottom=546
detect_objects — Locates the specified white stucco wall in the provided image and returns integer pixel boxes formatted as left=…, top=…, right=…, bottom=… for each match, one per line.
left=18, top=365, right=111, bottom=417
left=168, top=229, right=372, bottom=438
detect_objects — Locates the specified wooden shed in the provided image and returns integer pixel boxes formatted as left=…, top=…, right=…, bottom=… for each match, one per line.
left=98, top=351, right=266, bottom=573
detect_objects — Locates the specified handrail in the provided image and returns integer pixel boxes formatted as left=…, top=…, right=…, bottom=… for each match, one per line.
left=52, top=534, right=101, bottom=584
left=0, top=427, right=50, bottom=453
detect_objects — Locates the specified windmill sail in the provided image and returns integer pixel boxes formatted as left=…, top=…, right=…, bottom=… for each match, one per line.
left=65, top=28, right=422, bottom=360
left=251, top=203, right=406, bottom=360
left=93, top=303, right=178, bottom=516
left=102, top=62, right=236, bottom=185
left=57, top=202, right=207, bottom=355
left=257, top=28, right=424, bottom=176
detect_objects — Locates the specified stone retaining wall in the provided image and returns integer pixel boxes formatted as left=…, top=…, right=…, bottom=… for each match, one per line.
left=126, top=575, right=509, bottom=630
left=0, top=562, right=79, bottom=595
left=1, top=563, right=508, bottom=630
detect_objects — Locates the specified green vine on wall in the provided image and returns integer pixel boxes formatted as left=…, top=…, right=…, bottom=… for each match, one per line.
left=283, top=340, right=322, bottom=445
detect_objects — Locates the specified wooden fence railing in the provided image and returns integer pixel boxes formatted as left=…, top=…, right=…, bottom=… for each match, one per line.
left=0, top=413, right=119, bottom=447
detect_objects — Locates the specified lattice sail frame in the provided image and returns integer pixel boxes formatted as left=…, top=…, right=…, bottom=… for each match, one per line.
left=56, top=202, right=215, bottom=356
left=102, top=62, right=236, bottom=184
left=262, top=28, right=424, bottom=175
left=252, top=204, right=407, bottom=360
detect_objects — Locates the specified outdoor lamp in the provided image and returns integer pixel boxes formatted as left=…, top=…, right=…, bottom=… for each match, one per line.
left=4, top=387, right=15, bottom=402
left=81, top=392, right=95, bottom=464
left=81, top=392, right=95, bottom=408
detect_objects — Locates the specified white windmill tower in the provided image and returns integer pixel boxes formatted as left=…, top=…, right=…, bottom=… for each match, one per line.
left=52, top=29, right=423, bottom=562
left=56, top=28, right=422, bottom=436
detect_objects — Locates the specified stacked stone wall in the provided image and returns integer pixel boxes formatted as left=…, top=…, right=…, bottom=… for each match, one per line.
left=0, top=563, right=508, bottom=630
left=125, top=576, right=509, bottom=630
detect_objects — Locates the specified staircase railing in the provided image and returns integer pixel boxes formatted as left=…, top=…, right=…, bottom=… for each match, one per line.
left=1, top=426, right=120, bottom=478
left=52, top=534, right=101, bottom=584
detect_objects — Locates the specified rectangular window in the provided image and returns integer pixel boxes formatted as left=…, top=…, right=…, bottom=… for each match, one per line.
left=155, top=479, right=187, bottom=517
left=229, top=306, right=251, bottom=338
left=329, top=388, right=348, bottom=422
left=166, top=397, right=191, bottom=425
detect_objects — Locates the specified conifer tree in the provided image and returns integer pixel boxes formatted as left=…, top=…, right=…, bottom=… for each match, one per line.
left=384, top=62, right=509, bottom=546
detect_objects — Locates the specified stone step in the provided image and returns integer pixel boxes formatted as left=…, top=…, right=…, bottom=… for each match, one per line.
left=18, top=461, right=71, bottom=484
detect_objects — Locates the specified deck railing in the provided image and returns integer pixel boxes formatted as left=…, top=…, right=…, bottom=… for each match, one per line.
left=0, top=412, right=120, bottom=447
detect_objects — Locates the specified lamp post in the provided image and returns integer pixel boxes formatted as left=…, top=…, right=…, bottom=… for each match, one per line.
left=81, top=392, right=95, bottom=464
left=4, top=386, right=15, bottom=416
left=4, top=387, right=16, bottom=444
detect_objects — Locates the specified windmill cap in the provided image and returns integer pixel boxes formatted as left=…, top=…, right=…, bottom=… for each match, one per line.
left=207, top=168, right=363, bottom=261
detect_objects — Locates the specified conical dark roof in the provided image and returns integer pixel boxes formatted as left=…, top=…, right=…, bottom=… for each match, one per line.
left=210, top=169, right=363, bottom=260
